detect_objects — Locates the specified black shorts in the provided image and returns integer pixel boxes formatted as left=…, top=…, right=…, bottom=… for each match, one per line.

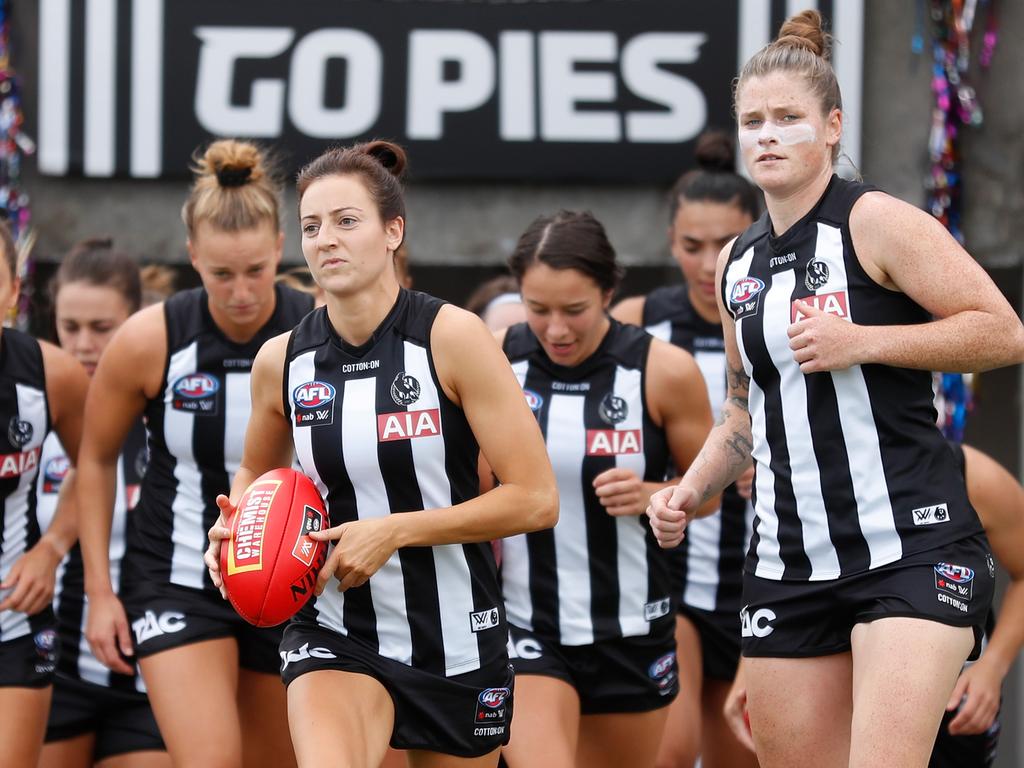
left=280, top=621, right=513, bottom=758
left=677, top=606, right=741, bottom=681
left=0, top=626, right=59, bottom=688
left=45, top=674, right=165, bottom=759
left=741, top=535, right=994, bottom=660
left=506, top=623, right=678, bottom=715
left=929, top=706, right=1000, bottom=768
left=121, top=580, right=282, bottom=674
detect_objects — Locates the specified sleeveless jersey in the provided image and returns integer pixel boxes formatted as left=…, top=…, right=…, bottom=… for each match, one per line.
left=36, top=420, right=148, bottom=690
left=125, top=285, right=312, bottom=593
left=722, top=175, right=984, bottom=582
left=0, top=329, right=52, bottom=643
left=643, top=286, right=755, bottom=614
left=501, top=319, right=672, bottom=646
left=285, top=290, right=505, bottom=678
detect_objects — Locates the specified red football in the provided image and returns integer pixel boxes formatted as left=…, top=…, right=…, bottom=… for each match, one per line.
left=220, top=468, right=329, bottom=627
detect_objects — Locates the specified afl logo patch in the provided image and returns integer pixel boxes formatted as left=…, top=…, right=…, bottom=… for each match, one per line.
left=728, top=277, right=765, bottom=320
left=42, top=455, right=70, bottom=493
left=172, top=374, right=219, bottom=415
left=293, top=381, right=336, bottom=427
left=523, top=390, right=543, bottom=412
left=599, top=393, right=628, bottom=425
left=390, top=372, right=421, bottom=407
left=805, top=258, right=830, bottom=291
left=7, top=416, right=33, bottom=448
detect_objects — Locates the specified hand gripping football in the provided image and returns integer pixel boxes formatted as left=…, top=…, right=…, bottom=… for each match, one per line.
left=220, top=468, right=329, bottom=627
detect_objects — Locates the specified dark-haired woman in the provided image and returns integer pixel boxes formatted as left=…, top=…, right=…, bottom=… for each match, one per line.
left=77, top=140, right=313, bottom=768
left=0, top=220, right=91, bottom=768
left=648, top=11, right=1024, bottom=768
left=37, top=239, right=169, bottom=768
left=496, top=210, right=714, bottom=768
left=204, top=140, right=558, bottom=768
left=613, top=131, right=760, bottom=768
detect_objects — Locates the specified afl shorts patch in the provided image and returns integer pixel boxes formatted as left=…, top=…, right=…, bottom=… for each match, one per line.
left=506, top=623, right=678, bottom=714
left=45, top=674, right=165, bottom=759
left=121, top=580, right=282, bottom=673
left=677, top=605, right=741, bottom=681
left=281, top=621, right=513, bottom=758
left=740, top=534, right=994, bottom=660
left=0, top=625, right=59, bottom=687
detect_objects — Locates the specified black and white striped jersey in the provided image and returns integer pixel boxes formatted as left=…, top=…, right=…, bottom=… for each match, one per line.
left=501, top=319, right=673, bottom=646
left=643, top=286, right=755, bottom=614
left=0, top=329, right=52, bottom=643
left=125, top=285, right=312, bottom=594
left=722, top=175, right=983, bottom=582
left=36, top=420, right=148, bottom=690
left=285, top=290, right=505, bottom=678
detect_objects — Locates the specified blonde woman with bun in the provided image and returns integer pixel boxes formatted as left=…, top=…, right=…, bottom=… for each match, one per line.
left=647, top=11, right=1024, bottom=768
left=77, top=140, right=313, bottom=768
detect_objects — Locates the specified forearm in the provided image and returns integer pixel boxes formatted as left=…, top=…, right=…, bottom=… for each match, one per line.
left=859, top=312, right=1024, bottom=372
left=643, top=477, right=720, bottom=518
left=682, top=402, right=754, bottom=516
left=979, top=581, right=1024, bottom=679
left=38, top=471, right=79, bottom=559
left=78, top=457, right=119, bottom=595
left=392, top=483, right=556, bottom=548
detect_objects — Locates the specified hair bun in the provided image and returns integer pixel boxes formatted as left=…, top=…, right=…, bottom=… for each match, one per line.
left=694, top=131, right=735, bottom=173
left=216, top=165, right=253, bottom=187
left=361, top=140, right=408, bottom=180
left=195, top=139, right=265, bottom=188
left=777, top=10, right=831, bottom=60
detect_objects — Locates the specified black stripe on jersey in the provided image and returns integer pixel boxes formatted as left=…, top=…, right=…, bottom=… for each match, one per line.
left=520, top=363, right=559, bottom=638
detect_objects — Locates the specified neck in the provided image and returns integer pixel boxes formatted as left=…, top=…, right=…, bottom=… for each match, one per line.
left=208, top=294, right=277, bottom=344
left=687, top=287, right=722, bottom=325
left=764, top=165, right=834, bottom=238
left=325, top=280, right=401, bottom=347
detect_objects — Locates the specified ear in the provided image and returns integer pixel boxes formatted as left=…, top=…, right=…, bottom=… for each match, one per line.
left=826, top=107, right=843, bottom=151
left=273, top=230, right=285, bottom=265
left=602, top=288, right=614, bottom=311
left=186, top=238, right=199, bottom=271
left=385, top=217, right=405, bottom=253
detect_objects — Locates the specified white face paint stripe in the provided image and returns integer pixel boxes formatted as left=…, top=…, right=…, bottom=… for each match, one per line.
left=737, top=122, right=817, bottom=151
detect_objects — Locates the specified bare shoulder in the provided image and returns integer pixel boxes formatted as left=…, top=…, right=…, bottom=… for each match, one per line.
left=647, top=337, right=702, bottom=393
left=110, top=303, right=167, bottom=362
left=432, top=303, right=496, bottom=349
left=254, top=330, right=292, bottom=369
left=610, top=295, right=645, bottom=326
left=39, top=339, right=87, bottom=385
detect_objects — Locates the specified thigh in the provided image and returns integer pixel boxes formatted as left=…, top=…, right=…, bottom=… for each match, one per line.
left=0, top=685, right=52, bottom=767
left=139, top=636, right=243, bottom=768
left=744, top=654, right=853, bottom=768
left=288, top=669, right=394, bottom=768
left=654, top=615, right=702, bottom=768
left=238, top=668, right=296, bottom=768
left=97, top=752, right=173, bottom=768
left=407, top=747, right=500, bottom=768
left=577, top=708, right=670, bottom=768
left=699, top=678, right=759, bottom=768
left=849, top=618, right=973, bottom=768
left=502, top=675, right=580, bottom=768
left=40, top=730, right=95, bottom=768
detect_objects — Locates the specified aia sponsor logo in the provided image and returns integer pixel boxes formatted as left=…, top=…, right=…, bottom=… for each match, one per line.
left=226, top=480, right=280, bottom=575
left=0, top=446, right=40, bottom=479
left=475, top=687, right=510, bottom=726
left=377, top=409, right=442, bottom=442
left=585, top=429, right=642, bottom=456
left=171, top=373, right=219, bottom=414
left=293, top=381, right=336, bottom=427
left=728, top=276, right=765, bottom=320
left=42, top=454, right=70, bottom=493
left=935, top=562, right=975, bottom=601
left=791, top=290, right=849, bottom=323
left=291, top=504, right=325, bottom=568
left=523, top=389, right=543, bottom=412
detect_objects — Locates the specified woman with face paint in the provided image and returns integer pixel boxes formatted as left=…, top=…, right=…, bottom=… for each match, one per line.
left=647, top=11, right=1024, bottom=768
left=613, top=132, right=761, bottom=768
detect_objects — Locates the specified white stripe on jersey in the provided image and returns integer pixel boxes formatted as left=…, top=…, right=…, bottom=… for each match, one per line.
left=547, top=393, right=592, bottom=645
left=645, top=319, right=672, bottom=343
left=340, top=377, right=414, bottom=665
left=694, top=350, right=726, bottom=421
left=683, top=513, right=721, bottom=611
left=501, top=361, right=534, bottom=631
left=766, top=270, right=841, bottom=580
left=0, top=383, right=48, bottom=642
left=817, top=223, right=900, bottom=568
left=166, top=342, right=206, bottom=589
left=224, top=372, right=251, bottom=484
left=404, top=342, right=480, bottom=675
left=288, top=350, right=347, bottom=636
left=612, top=365, right=651, bottom=637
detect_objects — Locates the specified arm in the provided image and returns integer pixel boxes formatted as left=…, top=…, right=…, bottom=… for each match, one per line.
left=789, top=192, right=1024, bottom=374
left=0, top=345, right=89, bottom=615
left=311, top=307, right=558, bottom=593
left=609, top=295, right=645, bottom=326
left=945, top=444, right=1024, bottom=735
left=78, top=305, right=166, bottom=673
left=592, top=340, right=718, bottom=518
left=648, top=241, right=755, bottom=547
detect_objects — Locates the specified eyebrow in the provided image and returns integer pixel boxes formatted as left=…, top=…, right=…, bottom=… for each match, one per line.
left=301, top=206, right=363, bottom=221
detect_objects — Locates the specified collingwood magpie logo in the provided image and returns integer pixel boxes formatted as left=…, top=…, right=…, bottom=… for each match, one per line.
left=805, top=258, right=830, bottom=291
left=7, top=416, right=33, bottom=448
left=599, top=394, right=628, bottom=425
left=391, top=372, right=422, bottom=407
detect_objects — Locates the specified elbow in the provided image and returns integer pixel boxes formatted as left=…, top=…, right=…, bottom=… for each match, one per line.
left=524, top=485, right=559, bottom=532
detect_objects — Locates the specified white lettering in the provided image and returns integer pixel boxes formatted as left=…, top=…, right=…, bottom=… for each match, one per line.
left=132, top=610, right=187, bottom=645
left=540, top=32, right=618, bottom=142
left=506, top=636, right=543, bottom=660
left=280, top=642, right=338, bottom=669
left=622, top=33, right=706, bottom=142
left=740, top=606, right=776, bottom=638
left=407, top=30, right=495, bottom=139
